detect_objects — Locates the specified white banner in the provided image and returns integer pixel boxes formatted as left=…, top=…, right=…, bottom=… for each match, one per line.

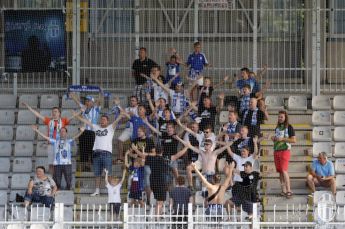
left=199, top=0, right=231, bottom=9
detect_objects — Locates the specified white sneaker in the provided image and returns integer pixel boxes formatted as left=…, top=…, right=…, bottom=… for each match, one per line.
left=90, top=189, right=100, bottom=197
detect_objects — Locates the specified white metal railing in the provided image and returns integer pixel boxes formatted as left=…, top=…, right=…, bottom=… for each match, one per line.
left=1, top=203, right=345, bottom=228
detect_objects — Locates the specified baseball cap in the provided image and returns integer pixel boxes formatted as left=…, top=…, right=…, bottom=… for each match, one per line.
left=85, top=95, right=94, bottom=102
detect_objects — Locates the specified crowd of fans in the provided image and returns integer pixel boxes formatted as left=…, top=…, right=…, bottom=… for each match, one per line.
left=20, top=41, right=337, bottom=222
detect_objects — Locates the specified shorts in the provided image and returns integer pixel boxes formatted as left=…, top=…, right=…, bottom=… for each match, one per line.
left=109, top=203, right=121, bottom=215
left=93, top=150, right=112, bottom=176
left=274, top=150, right=291, bottom=172
left=231, top=196, right=253, bottom=214
left=205, top=204, right=224, bottom=216
left=144, top=165, right=151, bottom=188
left=151, top=184, right=166, bottom=201
left=47, top=144, right=54, bottom=165
left=118, top=128, right=132, bottom=142
left=169, top=160, right=178, bottom=169
left=129, top=191, right=142, bottom=200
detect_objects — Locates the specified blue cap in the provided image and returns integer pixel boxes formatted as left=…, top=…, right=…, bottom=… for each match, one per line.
left=85, top=96, right=94, bottom=102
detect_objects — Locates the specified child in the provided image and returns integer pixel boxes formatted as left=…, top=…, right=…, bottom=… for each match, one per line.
left=125, top=151, right=145, bottom=207
left=104, top=168, right=126, bottom=220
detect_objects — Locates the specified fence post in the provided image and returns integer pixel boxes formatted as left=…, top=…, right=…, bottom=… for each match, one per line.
left=123, top=203, right=129, bottom=229
left=53, top=203, right=64, bottom=229
left=252, top=203, right=259, bottom=229
left=188, top=203, right=193, bottom=229
left=252, top=0, right=258, bottom=72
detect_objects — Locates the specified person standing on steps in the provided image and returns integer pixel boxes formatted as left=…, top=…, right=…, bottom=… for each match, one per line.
left=271, top=110, right=296, bottom=199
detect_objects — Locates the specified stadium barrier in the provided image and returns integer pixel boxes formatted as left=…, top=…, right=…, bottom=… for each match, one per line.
left=1, top=202, right=345, bottom=228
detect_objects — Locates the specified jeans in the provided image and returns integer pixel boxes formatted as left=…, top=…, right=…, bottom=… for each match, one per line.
left=24, top=191, right=54, bottom=208
left=53, top=164, right=72, bottom=190
left=93, top=150, right=112, bottom=176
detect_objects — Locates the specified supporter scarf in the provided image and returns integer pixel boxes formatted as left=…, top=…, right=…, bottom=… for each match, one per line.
left=243, top=108, right=258, bottom=126
left=238, top=137, right=250, bottom=149
left=172, top=92, right=187, bottom=113
left=49, top=118, right=62, bottom=139
left=227, top=121, right=238, bottom=134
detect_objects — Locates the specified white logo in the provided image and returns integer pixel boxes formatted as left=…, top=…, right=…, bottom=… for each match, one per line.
left=316, top=193, right=336, bottom=227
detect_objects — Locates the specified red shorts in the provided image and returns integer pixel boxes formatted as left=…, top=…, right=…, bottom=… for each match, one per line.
left=274, top=150, right=291, bottom=172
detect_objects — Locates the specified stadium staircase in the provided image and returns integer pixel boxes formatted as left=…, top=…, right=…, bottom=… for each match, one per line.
left=1, top=93, right=345, bottom=223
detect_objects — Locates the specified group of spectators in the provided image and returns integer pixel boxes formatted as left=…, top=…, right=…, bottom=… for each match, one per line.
left=20, top=41, right=337, bottom=221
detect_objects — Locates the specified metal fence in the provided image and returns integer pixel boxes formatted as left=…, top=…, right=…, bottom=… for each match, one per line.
left=0, top=0, right=345, bottom=95
left=1, top=203, right=345, bottom=228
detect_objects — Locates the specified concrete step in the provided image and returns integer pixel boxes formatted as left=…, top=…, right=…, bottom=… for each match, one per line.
left=261, top=178, right=307, bottom=192
left=260, top=162, right=309, bottom=174
left=260, top=188, right=309, bottom=196
left=261, top=172, right=307, bottom=179
left=262, top=195, right=309, bottom=211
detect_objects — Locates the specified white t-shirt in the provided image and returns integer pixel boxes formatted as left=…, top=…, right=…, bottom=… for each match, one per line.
left=232, top=154, right=255, bottom=182
left=153, top=83, right=169, bottom=103
left=92, top=124, right=115, bottom=153
left=106, top=182, right=122, bottom=203
left=125, top=106, right=138, bottom=117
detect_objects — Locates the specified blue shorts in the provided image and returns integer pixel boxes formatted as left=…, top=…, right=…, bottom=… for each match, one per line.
left=93, top=150, right=112, bottom=177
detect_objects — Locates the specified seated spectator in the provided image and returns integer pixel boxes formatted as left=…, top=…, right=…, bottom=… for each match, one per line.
left=225, top=161, right=260, bottom=219
left=307, top=152, right=336, bottom=195
left=24, top=166, right=57, bottom=208
left=32, top=125, right=85, bottom=190
left=104, top=168, right=126, bottom=221
left=241, top=98, right=268, bottom=137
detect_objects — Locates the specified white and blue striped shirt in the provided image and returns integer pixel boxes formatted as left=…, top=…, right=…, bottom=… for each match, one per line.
left=80, top=103, right=101, bottom=130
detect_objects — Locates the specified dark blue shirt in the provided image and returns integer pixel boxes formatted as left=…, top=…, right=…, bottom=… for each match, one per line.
left=170, top=186, right=191, bottom=213
left=236, top=77, right=261, bottom=94
left=186, top=52, right=208, bottom=77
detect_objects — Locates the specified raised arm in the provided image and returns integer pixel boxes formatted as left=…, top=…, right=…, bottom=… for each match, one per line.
left=151, top=74, right=170, bottom=94
left=68, top=92, right=81, bottom=105
left=176, top=119, right=197, bottom=137
left=31, top=125, right=50, bottom=141
left=66, top=110, right=82, bottom=123
left=72, top=126, right=85, bottom=140
left=112, top=114, right=124, bottom=129
left=213, top=141, right=233, bottom=156
left=120, top=169, right=127, bottom=184
left=95, top=89, right=104, bottom=107
left=22, top=102, right=45, bottom=121
left=191, top=163, right=213, bottom=189
left=171, top=146, right=189, bottom=161
left=174, top=135, right=202, bottom=154
left=72, top=111, right=94, bottom=129
left=143, top=118, right=162, bottom=136
left=213, top=76, right=229, bottom=89
left=104, top=169, right=110, bottom=185
left=131, top=144, right=148, bottom=158
left=216, top=92, right=225, bottom=112
left=146, top=93, right=156, bottom=115
left=124, top=150, right=132, bottom=168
